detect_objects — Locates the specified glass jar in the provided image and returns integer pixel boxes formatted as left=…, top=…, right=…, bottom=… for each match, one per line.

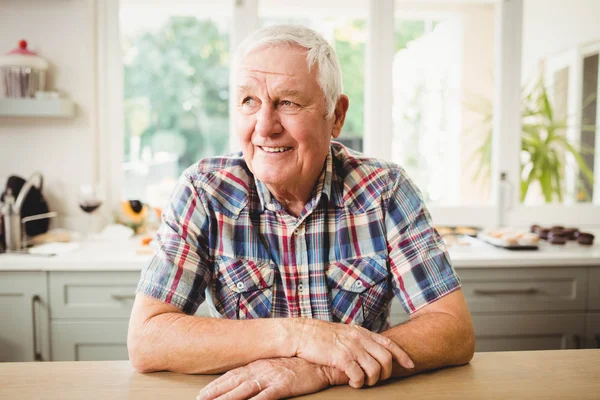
left=0, top=40, right=49, bottom=98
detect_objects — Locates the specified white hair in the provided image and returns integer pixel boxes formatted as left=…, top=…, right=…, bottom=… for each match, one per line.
left=234, top=24, right=343, bottom=117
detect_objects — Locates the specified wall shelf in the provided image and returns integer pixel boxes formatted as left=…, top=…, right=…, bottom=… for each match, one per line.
left=0, top=98, right=75, bottom=118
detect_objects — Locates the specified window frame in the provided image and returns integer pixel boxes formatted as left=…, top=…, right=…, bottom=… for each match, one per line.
left=98, top=0, right=600, bottom=229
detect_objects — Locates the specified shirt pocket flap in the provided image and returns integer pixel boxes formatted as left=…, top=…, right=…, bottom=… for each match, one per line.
left=216, top=256, right=275, bottom=294
left=326, top=254, right=389, bottom=293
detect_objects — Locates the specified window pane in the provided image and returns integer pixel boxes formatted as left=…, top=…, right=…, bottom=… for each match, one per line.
left=259, top=0, right=366, bottom=152
left=521, top=0, right=599, bottom=204
left=392, top=2, right=495, bottom=206
left=120, top=2, right=231, bottom=208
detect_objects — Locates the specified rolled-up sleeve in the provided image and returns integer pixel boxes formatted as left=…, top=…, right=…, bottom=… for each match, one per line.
left=136, top=172, right=212, bottom=315
left=385, top=169, right=461, bottom=315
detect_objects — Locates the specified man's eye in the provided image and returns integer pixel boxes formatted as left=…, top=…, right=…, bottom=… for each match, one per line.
left=279, top=100, right=297, bottom=108
left=242, top=96, right=255, bottom=105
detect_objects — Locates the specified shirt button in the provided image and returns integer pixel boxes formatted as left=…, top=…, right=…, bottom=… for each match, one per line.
left=298, top=283, right=305, bottom=292
left=354, top=281, right=363, bottom=288
left=236, top=282, right=245, bottom=290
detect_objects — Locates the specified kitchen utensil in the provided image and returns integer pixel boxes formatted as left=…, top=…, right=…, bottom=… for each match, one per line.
left=1, top=173, right=51, bottom=236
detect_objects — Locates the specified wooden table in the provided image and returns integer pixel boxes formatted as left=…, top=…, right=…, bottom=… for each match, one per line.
left=1, top=350, right=599, bottom=399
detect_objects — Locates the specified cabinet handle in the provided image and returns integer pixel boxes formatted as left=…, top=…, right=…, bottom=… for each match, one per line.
left=473, top=288, right=539, bottom=296
left=111, top=294, right=136, bottom=301
left=31, top=295, right=43, bottom=361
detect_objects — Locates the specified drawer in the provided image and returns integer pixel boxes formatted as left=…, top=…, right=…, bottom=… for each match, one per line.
left=589, top=268, right=600, bottom=311
left=459, top=267, right=588, bottom=313
left=49, top=271, right=213, bottom=320
left=472, top=313, right=586, bottom=352
left=49, top=271, right=141, bottom=319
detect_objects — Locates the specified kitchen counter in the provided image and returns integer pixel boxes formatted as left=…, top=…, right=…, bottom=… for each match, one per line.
left=1, top=350, right=598, bottom=399
left=0, top=234, right=599, bottom=271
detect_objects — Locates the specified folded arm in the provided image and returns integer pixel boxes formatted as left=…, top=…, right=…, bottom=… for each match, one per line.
left=382, top=288, right=475, bottom=378
left=127, top=293, right=411, bottom=384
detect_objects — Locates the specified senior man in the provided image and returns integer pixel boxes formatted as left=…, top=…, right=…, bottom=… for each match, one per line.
left=128, top=24, right=475, bottom=400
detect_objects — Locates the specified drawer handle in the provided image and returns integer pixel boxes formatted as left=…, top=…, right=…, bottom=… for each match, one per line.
left=473, top=288, right=540, bottom=296
left=31, top=295, right=44, bottom=361
left=111, top=294, right=136, bottom=301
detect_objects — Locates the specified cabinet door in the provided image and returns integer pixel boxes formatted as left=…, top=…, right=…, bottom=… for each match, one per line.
left=0, top=271, right=50, bottom=362
left=472, top=314, right=586, bottom=352
left=587, top=313, right=600, bottom=349
left=51, top=320, right=129, bottom=361
left=590, top=268, right=600, bottom=311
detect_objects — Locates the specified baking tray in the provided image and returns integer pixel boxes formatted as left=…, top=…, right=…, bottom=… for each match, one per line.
left=476, top=232, right=539, bottom=250
left=435, top=225, right=481, bottom=238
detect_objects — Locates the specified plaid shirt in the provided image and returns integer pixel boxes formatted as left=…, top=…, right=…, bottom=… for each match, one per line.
left=137, top=142, right=460, bottom=332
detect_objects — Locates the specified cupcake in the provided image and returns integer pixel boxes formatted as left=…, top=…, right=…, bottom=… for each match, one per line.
left=577, top=232, right=595, bottom=246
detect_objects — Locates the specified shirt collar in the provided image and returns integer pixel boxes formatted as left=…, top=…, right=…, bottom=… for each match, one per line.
left=252, top=148, right=343, bottom=213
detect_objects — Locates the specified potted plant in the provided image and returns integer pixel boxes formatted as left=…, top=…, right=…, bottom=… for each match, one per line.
left=469, top=77, right=595, bottom=203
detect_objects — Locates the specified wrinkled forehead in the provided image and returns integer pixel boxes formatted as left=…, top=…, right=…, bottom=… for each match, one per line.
left=234, top=43, right=318, bottom=88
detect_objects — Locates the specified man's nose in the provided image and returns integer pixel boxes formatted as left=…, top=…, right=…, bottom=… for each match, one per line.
left=255, top=105, right=283, bottom=137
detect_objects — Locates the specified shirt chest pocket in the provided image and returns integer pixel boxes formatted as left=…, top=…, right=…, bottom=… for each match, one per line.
left=213, top=255, right=275, bottom=320
left=326, top=254, right=391, bottom=327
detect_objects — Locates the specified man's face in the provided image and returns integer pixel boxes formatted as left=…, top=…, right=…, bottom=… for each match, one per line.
left=235, top=44, right=339, bottom=189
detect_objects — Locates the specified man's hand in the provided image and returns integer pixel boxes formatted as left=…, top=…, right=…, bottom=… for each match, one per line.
left=196, top=357, right=348, bottom=400
left=291, top=319, right=414, bottom=388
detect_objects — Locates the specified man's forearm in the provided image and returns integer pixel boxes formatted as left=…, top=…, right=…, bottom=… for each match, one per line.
left=382, top=311, right=475, bottom=378
left=128, top=312, right=297, bottom=374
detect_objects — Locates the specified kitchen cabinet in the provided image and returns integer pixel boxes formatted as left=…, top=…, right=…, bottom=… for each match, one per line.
left=1, top=262, right=599, bottom=361
left=48, top=271, right=139, bottom=361
left=0, top=271, right=50, bottom=362
left=587, top=314, right=600, bottom=349
left=459, top=267, right=588, bottom=313
left=589, top=268, right=600, bottom=311
left=51, top=320, right=130, bottom=361
left=49, top=271, right=140, bottom=319
left=458, top=266, right=589, bottom=352
left=472, top=314, right=586, bottom=351
left=47, top=271, right=212, bottom=361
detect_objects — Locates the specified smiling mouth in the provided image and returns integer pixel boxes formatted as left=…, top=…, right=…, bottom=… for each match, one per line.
left=259, top=146, right=292, bottom=153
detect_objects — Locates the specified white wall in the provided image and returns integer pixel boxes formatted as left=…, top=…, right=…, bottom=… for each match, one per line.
left=0, top=0, right=97, bottom=230
left=522, top=0, right=600, bottom=80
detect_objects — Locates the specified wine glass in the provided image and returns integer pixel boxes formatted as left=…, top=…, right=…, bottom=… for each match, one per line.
left=78, top=183, right=104, bottom=239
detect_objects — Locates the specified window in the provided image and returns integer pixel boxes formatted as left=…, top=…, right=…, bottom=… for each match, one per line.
left=100, top=0, right=600, bottom=227
left=392, top=3, right=495, bottom=207
left=520, top=0, right=600, bottom=206
left=259, top=0, right=366, bottom=152
left=120, top=1, right=231, bottom=208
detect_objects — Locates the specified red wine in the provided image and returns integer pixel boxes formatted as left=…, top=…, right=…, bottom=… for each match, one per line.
left=80, top=202, right=102, bottom=213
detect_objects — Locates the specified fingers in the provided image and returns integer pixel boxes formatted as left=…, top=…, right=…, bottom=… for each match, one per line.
left=197, top=373, right=247, bottom=400
left=361, top=338, right=393, bottom=381
left=250, top=387, right=280, bottom=400
left=213, top=380, right=261, bottom=400
left=342, top=359, right=365, bottom=389
left=354, top=349, right=381, bottom=387
left=370, top=333, right=414, bottom=370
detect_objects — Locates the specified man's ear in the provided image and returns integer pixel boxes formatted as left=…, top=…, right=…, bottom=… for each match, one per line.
left=331, top=95, right=349, bottom=139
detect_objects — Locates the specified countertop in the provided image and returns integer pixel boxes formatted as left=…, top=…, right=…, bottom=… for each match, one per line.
left=1, top=350, right=599, bottom=399
left=1, top=234, right=599, bottom=271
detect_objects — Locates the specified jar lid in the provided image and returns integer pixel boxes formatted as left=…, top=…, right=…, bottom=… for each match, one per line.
left=0, top=40, right=49, bottom=70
